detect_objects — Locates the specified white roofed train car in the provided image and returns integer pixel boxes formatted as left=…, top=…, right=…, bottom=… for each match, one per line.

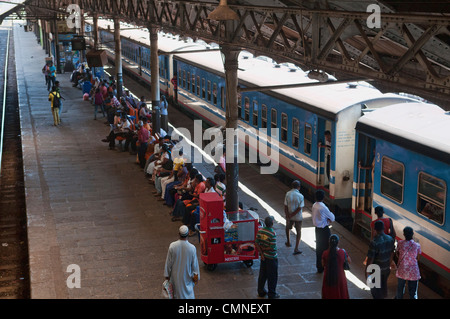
left=87, top=19, right=416, bottom=215
left=353, top=102, right=450, bottom=296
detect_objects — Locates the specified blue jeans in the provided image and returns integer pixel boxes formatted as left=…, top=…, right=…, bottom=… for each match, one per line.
left=94, top=103, right=105, bottom=119
left=370, top=271, right=390, bottom=299
left=258, top=258, right=278, bottom=298
left=58, top=100, right=63, bottom=117
left=47, top=76, right=56, bottom=91
left=396, top=278, right=418, bottom=299
left=138, top=142, right=148, bottom=168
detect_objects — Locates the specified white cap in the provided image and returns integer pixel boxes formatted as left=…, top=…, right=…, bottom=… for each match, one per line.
left=179, top=225, right=189, bottom=237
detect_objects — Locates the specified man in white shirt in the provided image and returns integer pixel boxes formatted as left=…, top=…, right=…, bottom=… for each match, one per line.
left=160, top=95, right=169, bottom=133
left=164, top=225, right=200, bottom=299
left=311, top=189, right=335, bottom=273
left=284, top=180, right=304, bottom=255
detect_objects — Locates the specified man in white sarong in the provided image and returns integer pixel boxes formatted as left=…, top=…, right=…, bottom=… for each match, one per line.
left=164, top=225, right=200, bottom=299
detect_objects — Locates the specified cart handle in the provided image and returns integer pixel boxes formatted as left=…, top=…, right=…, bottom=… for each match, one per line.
left=194, top=223, right=206, bottom=234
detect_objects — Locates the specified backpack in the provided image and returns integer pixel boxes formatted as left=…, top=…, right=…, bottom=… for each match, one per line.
left=52, top=92, right=61, bottom=108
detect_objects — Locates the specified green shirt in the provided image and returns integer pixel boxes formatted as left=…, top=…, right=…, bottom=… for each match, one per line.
left=255, top=227, right=277, bottom=259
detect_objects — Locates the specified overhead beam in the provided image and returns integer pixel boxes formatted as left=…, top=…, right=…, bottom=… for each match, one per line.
left=18, top=0, right=450, bottom=107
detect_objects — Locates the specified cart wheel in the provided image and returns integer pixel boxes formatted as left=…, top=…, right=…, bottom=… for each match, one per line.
left=243, top=260, right=253, bottom=268
left=206, top=264, right=217, bottom=271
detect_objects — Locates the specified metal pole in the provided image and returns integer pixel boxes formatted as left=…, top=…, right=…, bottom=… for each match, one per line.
left=221, top=45, right=240, bottom=212
left=79, top=8, right=85, bottom=63
left=149, top=25, right=160, bottom=135
left=93, top=14, right=99, bottom=50
left=114, top=18, right=123, bottom=98
left=52, top=19, right=61, bottom=74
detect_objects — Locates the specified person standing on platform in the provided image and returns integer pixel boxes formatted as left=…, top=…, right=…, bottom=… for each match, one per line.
left=93, top=88, right=105, bottom=120
left=365, top=220, right=395, bottom=299
left=164, top=225, right=200, bottom=299
left=370, top=206, right=396, bottom=240
left=42, top=63, right=49, bottom=87
left=137, top=120, right=150, bottom=168
left=47, top=61, right=56, bottom=92
left=312, top=189, right=335, bottom=273
left=55, top=81, right=65, bottom=120
left=255, top=216, right=280, bottom=299
left=171, top=75, right=178, bottom=104
left=321, top=234, right=350, bottom=299
left=395, top=226, right=421, bottom=299
left=284, top=180, right=304, bottom=255
left=160, top=95, right=169, bottom=133
left=48, top=86, right=61, bottom=126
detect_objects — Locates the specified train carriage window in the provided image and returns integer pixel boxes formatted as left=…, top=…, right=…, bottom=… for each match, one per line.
left=213, top=83, right=217, bottom=105
left=197, top=76, right=200, bottom=96
left=182, top=70, right=186, bottom=88
left=281, top=113, right=288, bottom=143
left=271, top=109, right=277, bottom=129
left=192, top=74, right=196, bottom=93
left=253, top=101, right=259, bottom=126
left=207, top=81, right=211, bottom=101
left=292, top=118, right=299, bottom=148
left=202, top=78, right=206, bottom=99
left=380, top=157, right=404, bottom=203
left=244, top=97, right=250, bottom=122
left=187, top=72, right=190, bottom=90
left=261, top=105, right=267, bottom=129
left=221, top=87, right=225, bottom=109
left=304, top=123, right=312, bottom=155
left=417, top=173, right=446, bottom=225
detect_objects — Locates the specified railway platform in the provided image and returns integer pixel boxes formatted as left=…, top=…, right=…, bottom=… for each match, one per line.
left=12, top=22, right=442, bottom=300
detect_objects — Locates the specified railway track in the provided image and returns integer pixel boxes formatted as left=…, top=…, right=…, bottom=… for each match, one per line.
left=0, top=27, right=30, bottom=299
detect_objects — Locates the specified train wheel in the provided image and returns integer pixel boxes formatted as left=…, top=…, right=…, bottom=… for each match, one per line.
left=243, top=260, right=253, bottom=268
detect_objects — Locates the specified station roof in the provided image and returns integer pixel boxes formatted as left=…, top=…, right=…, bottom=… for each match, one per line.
left=2, top=0, right=449, bottom=109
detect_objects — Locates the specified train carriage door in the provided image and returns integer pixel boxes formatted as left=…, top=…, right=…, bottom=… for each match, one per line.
left=317, top=119, right=332, bottom=188
left=221, top=86, right=225, bottom=109
left=353, top=133, right=376, bottom=237
left=168, top=55, right=175, bottom=102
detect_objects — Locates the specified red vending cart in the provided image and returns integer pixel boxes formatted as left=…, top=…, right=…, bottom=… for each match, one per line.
left=199, top=193, right=260, bottom=271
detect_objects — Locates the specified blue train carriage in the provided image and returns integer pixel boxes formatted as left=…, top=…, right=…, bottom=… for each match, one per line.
left=353, top=102, right=450, bottom=295
left=170, top=46, right=414, bottom=213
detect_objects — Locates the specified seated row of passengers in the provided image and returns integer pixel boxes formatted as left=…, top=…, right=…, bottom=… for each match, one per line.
left=144, top=138, right=227, bottom=237
left=85, top=75, right=227, bottom=237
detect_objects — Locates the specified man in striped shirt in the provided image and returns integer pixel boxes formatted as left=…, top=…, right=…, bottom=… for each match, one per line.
left=255, top=216, right=279, bottom=299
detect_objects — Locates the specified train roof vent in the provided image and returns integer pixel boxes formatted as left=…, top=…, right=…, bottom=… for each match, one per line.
left=274, top=64, right=281, bottom=68
left=347, top=83, right=358, bottom=88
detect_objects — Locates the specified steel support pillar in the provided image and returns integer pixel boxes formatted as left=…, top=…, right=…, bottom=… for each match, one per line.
left=114, top=18, right=123, bottom=98
left=79, top=8, right=85, bottom=63
left=92, top=14, right=99, bottom=50
left=221, top=45, right=240, bottom=213
left=149, top=25, right=160, bottom=135
left=52, top=19, right=61, bottom=74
